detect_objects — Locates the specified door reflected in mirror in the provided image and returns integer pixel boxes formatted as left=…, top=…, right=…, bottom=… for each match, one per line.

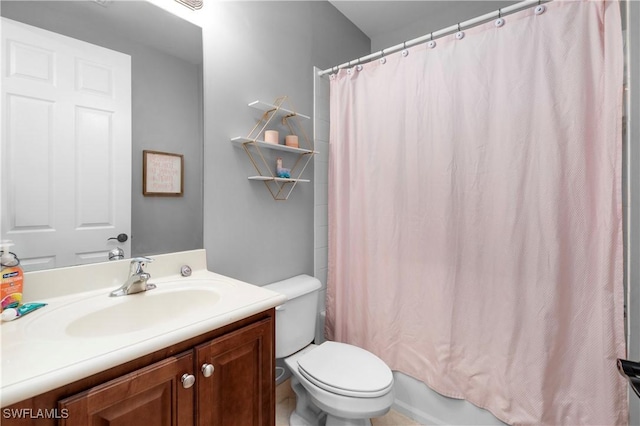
left=1, top=1, right=204, bottom=271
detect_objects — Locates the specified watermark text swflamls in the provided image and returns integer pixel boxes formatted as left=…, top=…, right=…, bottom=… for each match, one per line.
left=2, top=408, right=70, bottom=419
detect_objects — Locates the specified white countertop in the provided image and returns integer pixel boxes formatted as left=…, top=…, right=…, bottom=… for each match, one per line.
left=0, top=250, right=286, bottom=407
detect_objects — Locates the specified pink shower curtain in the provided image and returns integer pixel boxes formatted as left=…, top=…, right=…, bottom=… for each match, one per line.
left=325, top=1, right=626, bottom=424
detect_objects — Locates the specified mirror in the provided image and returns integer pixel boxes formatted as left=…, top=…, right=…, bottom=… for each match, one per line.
left=1, top=0, right=204, bottom=271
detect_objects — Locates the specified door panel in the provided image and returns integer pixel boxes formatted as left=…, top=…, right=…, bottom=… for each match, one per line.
left=75, top=106, right=114, bottom=228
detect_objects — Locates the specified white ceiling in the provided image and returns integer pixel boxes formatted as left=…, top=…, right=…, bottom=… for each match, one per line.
left=328, top=1, right=520, bottom=49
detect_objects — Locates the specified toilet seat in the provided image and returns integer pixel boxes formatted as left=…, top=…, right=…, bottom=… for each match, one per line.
left=297, top=341, right=393, bottom=398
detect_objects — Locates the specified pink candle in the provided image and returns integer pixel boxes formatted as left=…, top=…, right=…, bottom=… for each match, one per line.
left=285, top=135, right=299, bottom=148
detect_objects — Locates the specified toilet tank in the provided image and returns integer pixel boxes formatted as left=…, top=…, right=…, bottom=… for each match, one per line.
left=264, top=275, right=321, bottom=358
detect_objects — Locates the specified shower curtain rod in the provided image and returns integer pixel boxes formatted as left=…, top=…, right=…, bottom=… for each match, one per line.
left=318, top=0, right=551, bottom=76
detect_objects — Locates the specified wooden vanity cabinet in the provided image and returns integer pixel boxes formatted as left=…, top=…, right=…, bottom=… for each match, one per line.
left=59, top=351, right=195, bottom=426
left=1, top=310, right=275, bottom=426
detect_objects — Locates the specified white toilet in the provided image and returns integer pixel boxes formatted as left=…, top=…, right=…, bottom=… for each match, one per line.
left=265, top=275, right=394, bottom=426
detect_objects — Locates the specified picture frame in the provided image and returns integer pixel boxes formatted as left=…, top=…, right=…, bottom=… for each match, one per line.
left=143, top=150, right=184, bottom=196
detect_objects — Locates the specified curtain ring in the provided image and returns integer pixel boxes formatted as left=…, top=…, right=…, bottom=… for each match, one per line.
left=427, top=33, right=436, bottom=49
left=495, top=8, right=505, bottom=27
left=457, top=23, right=461, bottom=32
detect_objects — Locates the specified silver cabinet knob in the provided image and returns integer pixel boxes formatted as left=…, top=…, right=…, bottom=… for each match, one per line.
left=181, top=373, right=196, bottom=388
left=201, top=363, right=214, bottom=378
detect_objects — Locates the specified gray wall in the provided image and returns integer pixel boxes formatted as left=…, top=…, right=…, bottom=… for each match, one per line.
left=0, top=1, right=204, bottom=259
left=201, top=1, right=369, bottom=285
left=130, top=45, right=203, bottom=257
left=369, top=1, right=518, bottom=52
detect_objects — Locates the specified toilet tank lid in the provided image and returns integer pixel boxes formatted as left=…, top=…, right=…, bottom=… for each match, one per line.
left=263, top=274, right=321, bottom=300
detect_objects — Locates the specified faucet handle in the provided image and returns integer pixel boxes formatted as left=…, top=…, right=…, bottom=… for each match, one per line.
left=129, top=256, right=154, bottom=274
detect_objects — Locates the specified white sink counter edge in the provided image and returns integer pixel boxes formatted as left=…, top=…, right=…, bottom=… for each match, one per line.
left=0, top=250, right=287, bottom=407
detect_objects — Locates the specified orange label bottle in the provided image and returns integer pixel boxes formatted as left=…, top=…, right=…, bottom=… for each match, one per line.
left=1, top=241, right=23, bottom=312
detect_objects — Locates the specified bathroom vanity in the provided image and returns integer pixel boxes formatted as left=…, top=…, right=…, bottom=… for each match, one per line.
left=0, top=250, right=286, bottom=425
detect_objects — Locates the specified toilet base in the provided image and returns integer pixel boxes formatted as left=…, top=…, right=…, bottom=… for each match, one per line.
left=289, top=375, right=326, bottom=426
left=289, top=375, right=374, bottom=426
left=289, top=411, right=372, bottom=426
left=326, top=415, right=372, bottom=426
left=289, top=411, right=319, bottom=426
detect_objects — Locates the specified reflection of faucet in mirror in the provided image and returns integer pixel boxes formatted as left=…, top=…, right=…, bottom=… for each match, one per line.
left=108, top=248, right=125, bottom=261
left=110, top=257, right=156, bottom=297
left=617, top=358, right=640, bottom=398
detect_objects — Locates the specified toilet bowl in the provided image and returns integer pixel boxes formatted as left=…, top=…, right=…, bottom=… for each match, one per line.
left=285, top=342, right=394, bottom=426
left=264, top=275, right=394, bottom=426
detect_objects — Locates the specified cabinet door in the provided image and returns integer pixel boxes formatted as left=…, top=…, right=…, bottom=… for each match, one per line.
left=196, top=318, right=274, bottom=426
left=59, top=351, right=194, bottom=426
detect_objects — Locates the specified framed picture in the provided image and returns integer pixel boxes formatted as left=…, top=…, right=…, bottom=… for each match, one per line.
left=143, top=150, right=184, bottom=196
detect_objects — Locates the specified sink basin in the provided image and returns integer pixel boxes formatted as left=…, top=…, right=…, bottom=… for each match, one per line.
left=66, top=288, right=220, bottom=337
left=24, top=279, right=227, bottom=339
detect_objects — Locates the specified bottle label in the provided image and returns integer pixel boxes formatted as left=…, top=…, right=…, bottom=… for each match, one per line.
left=1, top=266, right=24, bottom=311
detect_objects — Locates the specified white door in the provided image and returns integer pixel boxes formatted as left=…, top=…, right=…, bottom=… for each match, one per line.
left=1, top=18, right=131, bottom=271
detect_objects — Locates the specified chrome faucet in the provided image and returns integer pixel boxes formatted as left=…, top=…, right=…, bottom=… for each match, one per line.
left=110, top=257, right=157, bottom=297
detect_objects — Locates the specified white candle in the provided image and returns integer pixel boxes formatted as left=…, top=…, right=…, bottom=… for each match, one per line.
left=264, top=130, right=279, bottom=144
